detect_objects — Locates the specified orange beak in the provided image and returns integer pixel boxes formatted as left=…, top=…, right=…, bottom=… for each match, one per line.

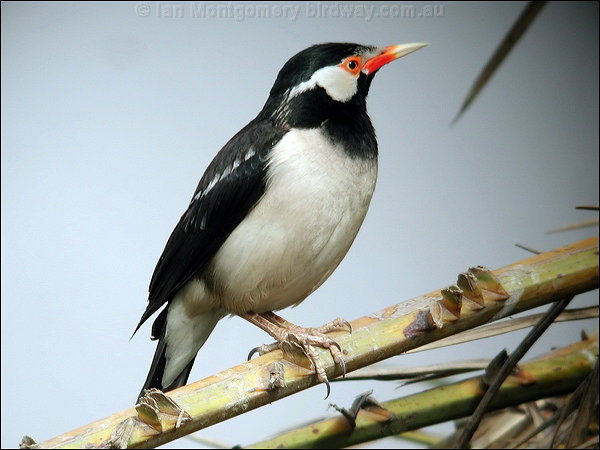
left=362, top=43, right=428, bottom=75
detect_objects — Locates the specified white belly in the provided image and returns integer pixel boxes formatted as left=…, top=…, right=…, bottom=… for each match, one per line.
left=208, top=128, right=377, bottom=315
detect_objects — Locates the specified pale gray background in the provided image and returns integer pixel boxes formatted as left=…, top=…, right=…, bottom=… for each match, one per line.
left=1, top=1, right=598, bottom=448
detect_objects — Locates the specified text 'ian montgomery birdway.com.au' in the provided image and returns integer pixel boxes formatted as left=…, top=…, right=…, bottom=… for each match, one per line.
left=135, top=2, right=445, bottom=22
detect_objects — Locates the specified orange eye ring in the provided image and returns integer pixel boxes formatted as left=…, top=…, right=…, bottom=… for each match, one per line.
left=339, top=56, right=362, bottom=75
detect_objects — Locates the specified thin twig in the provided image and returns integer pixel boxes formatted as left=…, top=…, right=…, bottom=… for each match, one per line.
left=409, top=306, right=598, bottom=353
left=546, top=218, right=599, bottom=233
left=515, top=243, right=542, bottom=254
left=451, top=1, right=547, bottom=124
left=509, top=410, right=560, bottom=449
left=550, top=358, right=600, bottom=448
left=453, top=296, right=574, bottom=448
left=184, top=432, right=231, bottom=448
left=331, top=359, right=491, bottom=382
left=567, top=358, right=599, bottom=447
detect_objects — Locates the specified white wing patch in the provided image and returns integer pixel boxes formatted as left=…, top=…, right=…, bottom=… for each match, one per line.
left=193, top=146, right=257, bottom=203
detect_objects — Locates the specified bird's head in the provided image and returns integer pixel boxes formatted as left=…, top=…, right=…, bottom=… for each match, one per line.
left=260, top=42, right=427, bottom=127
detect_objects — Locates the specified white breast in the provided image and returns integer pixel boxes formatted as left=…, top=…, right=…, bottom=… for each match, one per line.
left=209, top=128, right=377, bottom=315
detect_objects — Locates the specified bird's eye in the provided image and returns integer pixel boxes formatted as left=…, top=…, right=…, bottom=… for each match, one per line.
left=340, top=56, right=362, bottom=75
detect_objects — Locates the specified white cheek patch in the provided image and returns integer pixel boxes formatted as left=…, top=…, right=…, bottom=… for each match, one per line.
left=289, top=66, right=358, bottom=102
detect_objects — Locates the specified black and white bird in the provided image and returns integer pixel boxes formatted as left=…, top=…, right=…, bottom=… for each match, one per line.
left=134, top=42, right=426, bottom=397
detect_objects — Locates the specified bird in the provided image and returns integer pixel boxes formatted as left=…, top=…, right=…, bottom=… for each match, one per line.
left=134, top=42, right=427, bottom=399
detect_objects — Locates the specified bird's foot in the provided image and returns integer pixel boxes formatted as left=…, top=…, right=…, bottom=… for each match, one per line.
left=244, top=311, right=351, bottom=397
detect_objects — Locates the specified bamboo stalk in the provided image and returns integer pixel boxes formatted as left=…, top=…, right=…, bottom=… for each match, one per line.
left=32, top=238, right=598, bottom=449
left=246, top=335, right=599, bottom=449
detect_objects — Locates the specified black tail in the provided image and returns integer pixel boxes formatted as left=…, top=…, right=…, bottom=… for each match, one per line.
left=137, top=307, right=196, bottom=400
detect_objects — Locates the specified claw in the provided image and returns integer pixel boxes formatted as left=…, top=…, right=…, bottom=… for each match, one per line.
left=324, top=378, right=331, bottom=399
left=342, top=320, right=352, bottom=333
left=248, top=342, right=279, bottom=360
left=247, top=346, right=260, bottom=361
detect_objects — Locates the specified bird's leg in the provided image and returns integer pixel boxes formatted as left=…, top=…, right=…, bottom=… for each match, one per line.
left=243, top=311, right=352, bottom=394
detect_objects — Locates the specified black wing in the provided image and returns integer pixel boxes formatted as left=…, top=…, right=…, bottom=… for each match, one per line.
left=134, top=119, right=288, bottom=335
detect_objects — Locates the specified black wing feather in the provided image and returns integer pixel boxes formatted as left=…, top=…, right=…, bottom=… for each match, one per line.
left=134, top=119, right=288, bottom=334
